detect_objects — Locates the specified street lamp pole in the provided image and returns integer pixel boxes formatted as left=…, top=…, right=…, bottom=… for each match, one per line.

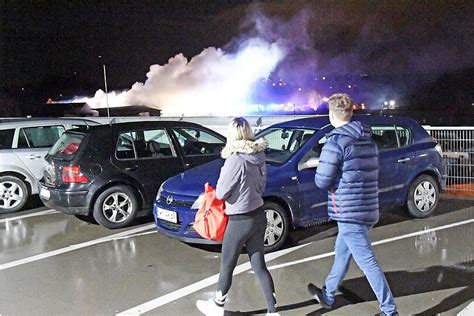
left=102, top=64, right=110, bottom=118
left=98, top=55, right=110, bottom=118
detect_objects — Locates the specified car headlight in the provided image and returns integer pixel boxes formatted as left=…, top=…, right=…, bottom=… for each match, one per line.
left=191, top=194, right=205, bottom=209
left=156, top=183, right=164, bottom=200
left=435, top=144, right=443, bottom=158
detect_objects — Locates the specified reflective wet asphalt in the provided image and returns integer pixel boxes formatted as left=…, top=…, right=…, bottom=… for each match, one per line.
left=1, top=195, right=473, bottom=316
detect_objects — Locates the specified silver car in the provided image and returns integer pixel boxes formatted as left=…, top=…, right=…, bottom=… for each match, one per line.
left=0, top=118, right=100, bottom=213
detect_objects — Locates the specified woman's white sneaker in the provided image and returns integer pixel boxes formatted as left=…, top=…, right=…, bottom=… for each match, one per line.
left=196, top=299, right=224, bottom=316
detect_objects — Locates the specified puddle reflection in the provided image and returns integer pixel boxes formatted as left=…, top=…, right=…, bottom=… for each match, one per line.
left=1, top=219, right=28, bottom=249
left=414, top=226, right=438, bottom=256
left=0, top=218, right=67, bottom=253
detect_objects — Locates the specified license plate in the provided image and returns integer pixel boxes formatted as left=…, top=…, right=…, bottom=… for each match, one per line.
left=157, top=207, right=177, bottom=223
left=40, top=187, right=50, bottom=200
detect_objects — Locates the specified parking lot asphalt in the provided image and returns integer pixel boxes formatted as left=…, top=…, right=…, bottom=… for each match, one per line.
left=1, top=196, right=473, bottom=316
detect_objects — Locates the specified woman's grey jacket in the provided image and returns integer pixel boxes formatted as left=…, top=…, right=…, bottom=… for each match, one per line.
left=216, top=138, right=268, bottom=215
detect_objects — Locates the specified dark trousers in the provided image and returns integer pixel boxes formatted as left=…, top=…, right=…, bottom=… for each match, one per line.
left=218, top=210, right=277, bottom=312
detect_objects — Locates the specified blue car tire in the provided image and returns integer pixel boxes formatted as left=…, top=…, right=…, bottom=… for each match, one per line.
left=406, top=174, right=439, bottom=218
left=262, top=201, right=290, bottom=252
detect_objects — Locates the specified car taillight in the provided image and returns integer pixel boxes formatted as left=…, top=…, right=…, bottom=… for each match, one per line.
left=61, top=143, right=79, bottom=155
left=62, top=166, right=89, bottom=183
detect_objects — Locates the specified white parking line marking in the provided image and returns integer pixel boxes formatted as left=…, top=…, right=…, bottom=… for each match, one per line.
left=118, top=217, right=474, bottom=315
left=115, top=230, right=157, bottom=240
left=458, top=301, right=474, bottom=316
left=0, top=223, right=156, bottom=271
left=266, top=218, right=474, bottom=271
left=0, top=209, right=59, bottom=223
left=116, top=244, right=309, bottom=315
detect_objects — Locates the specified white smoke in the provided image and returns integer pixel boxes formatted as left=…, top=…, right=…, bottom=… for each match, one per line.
left=85, top=38, right=285, bottom=116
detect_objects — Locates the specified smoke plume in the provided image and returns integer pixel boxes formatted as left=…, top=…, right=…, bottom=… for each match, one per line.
left=86, top=38, right=284, bottom=116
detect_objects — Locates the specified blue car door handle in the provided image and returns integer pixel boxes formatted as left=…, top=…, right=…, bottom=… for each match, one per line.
left=397, top=157, right=411, bottom=163
left=125, top=165, right=139, bottom=171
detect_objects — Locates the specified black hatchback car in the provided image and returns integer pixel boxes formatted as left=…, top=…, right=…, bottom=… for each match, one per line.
left=39, top=121, right=226, bottom=229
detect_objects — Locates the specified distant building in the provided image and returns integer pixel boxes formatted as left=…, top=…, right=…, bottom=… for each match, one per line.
left=41, top=103, right=161, bottom=117
left=94, top=105, right=161, bottom=117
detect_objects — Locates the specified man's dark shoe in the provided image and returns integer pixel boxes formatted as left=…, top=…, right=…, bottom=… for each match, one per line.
left=307, top=283, right=332, bottom=309
left=374, top=312, right=399, bottom=316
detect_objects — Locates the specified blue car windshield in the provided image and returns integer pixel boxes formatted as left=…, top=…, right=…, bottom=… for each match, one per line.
left=258, top=127, right=317, bottom=165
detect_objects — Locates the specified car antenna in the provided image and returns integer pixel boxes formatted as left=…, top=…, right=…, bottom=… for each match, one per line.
left=82, top=119, right=90, bottom=130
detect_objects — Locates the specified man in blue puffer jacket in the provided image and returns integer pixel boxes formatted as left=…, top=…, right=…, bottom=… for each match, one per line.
left=307, top=94, right=398, bottom=316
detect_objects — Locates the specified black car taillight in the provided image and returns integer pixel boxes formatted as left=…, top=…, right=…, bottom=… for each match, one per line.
left=62, top=166, right=89, bottom=183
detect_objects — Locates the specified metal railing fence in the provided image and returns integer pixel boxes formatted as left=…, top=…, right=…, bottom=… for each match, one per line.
left=425, top=126, right=474, bottom=193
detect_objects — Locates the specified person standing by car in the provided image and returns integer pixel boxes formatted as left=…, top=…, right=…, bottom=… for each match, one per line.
left=307, top=94, right=398, bottom=316
left=196, top=117, right=279, bottom=316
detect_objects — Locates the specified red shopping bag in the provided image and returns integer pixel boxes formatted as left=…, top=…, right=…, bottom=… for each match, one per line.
left=193, top=183, right=228, bottom=241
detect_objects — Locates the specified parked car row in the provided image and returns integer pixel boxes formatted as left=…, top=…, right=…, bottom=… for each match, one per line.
left=153, top=115, right=447, bottom=251
left=2, top=115, right=447, bottom=253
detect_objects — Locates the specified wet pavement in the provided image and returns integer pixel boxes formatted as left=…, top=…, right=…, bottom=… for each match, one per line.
left=1, top=196, right=473, bottom=315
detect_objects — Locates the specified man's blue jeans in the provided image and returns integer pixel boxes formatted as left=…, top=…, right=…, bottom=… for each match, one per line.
left=323, top=222, right=397, bottom=315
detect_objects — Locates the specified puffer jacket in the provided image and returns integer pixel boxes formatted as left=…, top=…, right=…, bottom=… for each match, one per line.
left=315, top=121, right=379, bottom=225
left=216, top=138, right=268, bottom=215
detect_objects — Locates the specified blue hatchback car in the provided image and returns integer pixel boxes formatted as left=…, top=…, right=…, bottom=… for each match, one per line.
left=153, top=115, right=446, bottom=251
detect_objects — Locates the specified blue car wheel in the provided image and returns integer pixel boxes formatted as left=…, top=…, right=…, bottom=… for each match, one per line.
left=263, top=201, right=289, bottom=252
left=406, top=174, right=439, bottom=218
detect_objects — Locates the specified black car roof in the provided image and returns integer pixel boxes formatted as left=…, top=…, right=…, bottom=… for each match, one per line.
left=67, top=120, right=221, bottom=135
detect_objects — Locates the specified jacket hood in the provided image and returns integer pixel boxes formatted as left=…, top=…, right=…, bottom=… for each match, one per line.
left=328, top=120, right=372, bottom=140
left=221, top=138, right=268, bottom=164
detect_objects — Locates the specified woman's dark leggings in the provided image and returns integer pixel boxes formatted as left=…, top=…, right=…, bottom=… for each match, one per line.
left=217, top=209, right=277, bottom=312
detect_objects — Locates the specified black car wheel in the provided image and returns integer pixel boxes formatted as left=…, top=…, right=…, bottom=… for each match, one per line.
left=93, top=185, right=139, bottom=229
left=0, top=176, right=29, bottom=214
left=263, top=201, right=290, bottom=252
left=406, top=174, right=439, bottom=218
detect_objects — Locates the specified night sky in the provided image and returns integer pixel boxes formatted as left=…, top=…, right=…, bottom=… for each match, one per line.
left=1, top=0, right=473, bottom=116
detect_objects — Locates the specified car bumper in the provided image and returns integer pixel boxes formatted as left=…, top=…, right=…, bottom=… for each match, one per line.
left=440, top=174, right=447, bottom=190
left=38, top=183, right=91, bottom=216
left=439, top=159, right=448, bottom=191
left=153, top=200, right=221, bottom=245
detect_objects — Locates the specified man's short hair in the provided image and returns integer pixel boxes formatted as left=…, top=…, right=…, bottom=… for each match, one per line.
left=328, top=93, right=354, bottom=121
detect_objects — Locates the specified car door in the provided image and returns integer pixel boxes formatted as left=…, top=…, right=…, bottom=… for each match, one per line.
left=112, top=127, right=185, bottom=207
left=13, top=124, right=66, bottom=180
left=372, top=124, right=415, bottom=205
left=170, top=126, right=225, bottom=169
left=294, top=128, right=332, bottom=225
